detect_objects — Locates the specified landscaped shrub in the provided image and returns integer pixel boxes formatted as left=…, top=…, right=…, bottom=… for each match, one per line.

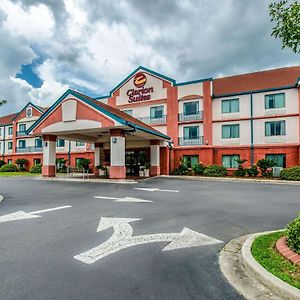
left=286, top=214, right=300, bottom=254
left=192, top=163, right=206, bottom=175
left=15, top=158, right=29, bottom=171
left=173, top=165, right=188, bottom=175
left=280, top=166, right=300, bottom=181
left=77, top=158, right=92, bottom=172
left=0, top=164, right=19, bottom=172
left=30, top=164, right=42, bottom=173
left=246, top=165, right=259, bottom=177
left=0, top=160, right=5, bottom=168
left=233, top=159, right=247, bottom=177
left=257, top=159, right=276, bottom=177
left=203, top=165, right=227, bottom=177
left=56, top=158, right=68, bottom=173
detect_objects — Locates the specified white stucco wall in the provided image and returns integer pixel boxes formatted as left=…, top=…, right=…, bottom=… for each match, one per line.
left=177, top=82, right=203, bottom=99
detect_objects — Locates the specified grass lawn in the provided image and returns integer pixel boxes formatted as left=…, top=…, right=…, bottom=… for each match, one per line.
left=251, top=231, right=300, bottom=289
left=0, top=172, right=38, bottom=177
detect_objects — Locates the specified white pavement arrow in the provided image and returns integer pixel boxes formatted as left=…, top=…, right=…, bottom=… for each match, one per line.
left=74, top=217, right=223, bottom=264
left=0, top=205, right=72, bottom=223
left=134, top=188, right=179, bottom=193
left=94, top=196, right=153, bottom=203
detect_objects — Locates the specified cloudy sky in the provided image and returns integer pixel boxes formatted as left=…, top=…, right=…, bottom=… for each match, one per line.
left=0, top=0, right=299, bottom=115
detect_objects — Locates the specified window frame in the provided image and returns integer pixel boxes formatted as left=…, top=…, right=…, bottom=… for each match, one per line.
left=19, top=124, right=26, bottom=132
left=183, top=155, right=199, bottom=168
left=56, top=139, right=65, bottom=148
left=7, top=141, right=13, bottom=150
left=150, top=105, right=164, bottom=119
left=8, top=126, right=13, bottom=135
left=265, top=120, right=286, bottom=136
left=265, top=154, right=286, bottom=168
left=222, top=154, right=240, bottom=168
left=222, top=124, right=240, bottom=139
left=221, top=98, right=239, bottom=114
left=183, top=125, right=199, bottom=140
left=183, top=101, right=199, bottom=116
left=265, top=93, right=285, bottom=109
left=18, top=139, right=26, bottom=149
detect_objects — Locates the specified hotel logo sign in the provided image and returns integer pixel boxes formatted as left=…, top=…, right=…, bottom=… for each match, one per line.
left=127, top=72, right=154, bottom=103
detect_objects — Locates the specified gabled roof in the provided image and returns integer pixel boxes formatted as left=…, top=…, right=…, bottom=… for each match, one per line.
left=0, top=113, right=18, bottom=126
left=27, top=89, right=171, bottom=140
left=213, top=66, right=300, bottom=97
left=12, top=102, right=45, bottom=121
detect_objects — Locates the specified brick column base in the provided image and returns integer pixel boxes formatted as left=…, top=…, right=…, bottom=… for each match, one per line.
left=109, top=166, right=126, bottom=179
left=150, top=166, right=160, bottom=176
left=42, top=165, right=56, bottom=177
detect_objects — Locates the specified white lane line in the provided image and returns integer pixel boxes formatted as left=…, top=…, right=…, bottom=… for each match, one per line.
left=134, top=188, right=179, bottom=193
left=94, top=196, right=153, bottom=203
left=74, top=217, right=223, bottom=264
left=0, top=205, right=72, bottom=223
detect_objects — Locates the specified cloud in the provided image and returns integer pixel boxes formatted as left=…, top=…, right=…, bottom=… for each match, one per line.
left=0, top=0, right=299, bottom=115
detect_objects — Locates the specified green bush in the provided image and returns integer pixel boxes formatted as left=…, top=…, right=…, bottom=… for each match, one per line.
left=0, top=164, right=19, bottom=172
left=203, top=165, right=227, bottom=177
left=0, top=160, right=5, bottom=168
left=15, top=158, right=28, bottom=171
left=246, top=165, right=259, bottom=177
left=30, top=164, right=42, bottom=173
left=286, top=214, right=300, bottom=254
left=233, top=158, right=247, bottom=177
left=280, top=166, right=300, bottom=181
left=173, top=165, right=188, bottom=175
left=56, top=158, right=68, bottom=173
left=192, top=164, right=206, bottom=175
left=77, top=158, right=92, bottom=171
left=257, top=159, right=276, bottom=177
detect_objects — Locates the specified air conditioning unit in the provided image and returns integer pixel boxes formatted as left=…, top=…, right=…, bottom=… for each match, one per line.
left=272, top=167, right=283, bottom=178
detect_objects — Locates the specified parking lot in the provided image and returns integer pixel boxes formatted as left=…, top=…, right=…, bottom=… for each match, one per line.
left=0, top=177, right=299, bottom=300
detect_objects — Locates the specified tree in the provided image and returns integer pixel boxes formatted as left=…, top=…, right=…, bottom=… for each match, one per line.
left=269, top=1, right=300, bottom=53
left=0, top=100, right=7, bottom=107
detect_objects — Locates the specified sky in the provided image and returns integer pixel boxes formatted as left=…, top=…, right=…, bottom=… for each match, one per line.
left=0, top=0, right=299, bottom=115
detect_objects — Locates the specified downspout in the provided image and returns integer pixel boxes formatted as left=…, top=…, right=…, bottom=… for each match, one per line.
left=250, top=94, right=254, bottom=165
left=68, top=140, right=71, bottom=167
left=2, top=125, right=6, bottom=160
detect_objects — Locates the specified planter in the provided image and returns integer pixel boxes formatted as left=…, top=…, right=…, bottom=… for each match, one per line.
left=139, top=170, right=144, bottom=177
left=99, top=170, right=106, bottom=176
left=144, top=169, right=150, bottom=177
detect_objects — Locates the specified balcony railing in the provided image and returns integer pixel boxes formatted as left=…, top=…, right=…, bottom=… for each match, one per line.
left=178, top=111, right=203, bottom=122
left=178, top=136, right=204, bottom=146
left=16, top=131, right=27, bottom=137
left=16, top=146, right=42, bottom=153
left=138, top=115, right=166, bottom=124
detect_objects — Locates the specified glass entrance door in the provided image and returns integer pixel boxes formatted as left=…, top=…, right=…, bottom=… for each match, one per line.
left=125, top=150, right=147, bottom=176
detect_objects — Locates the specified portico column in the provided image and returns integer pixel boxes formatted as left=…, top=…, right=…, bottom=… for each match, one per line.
left=42, top=135, right=57, bottom=177
left=94, top=142, right=104, bottom=175
left=150, top=140, right=160, bottom=176
left=109, top=129, right=126, bottom=179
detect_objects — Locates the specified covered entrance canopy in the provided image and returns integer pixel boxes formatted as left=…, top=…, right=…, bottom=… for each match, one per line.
left=27, top=89, right=171, bottom=179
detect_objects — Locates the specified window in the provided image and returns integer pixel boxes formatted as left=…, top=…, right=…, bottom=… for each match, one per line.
left=19, top=124, right=26, bottom=132
left=183, top=155, right=199, bottom=168
left=266, top=154, right=286, bottom=168
left=183, top=101, right=199, bottom=115
left=123, top=109, right=133, bottom=116
left=222, top=99, right=239, bottom=113
left=265, top=93, right=285, bottom=109
left=35, top=138, right=42, bottom=148
left=183, top=126, right=199, bottom=139
left=18, top=140, right=26, bottom=149
left=7, top=141, right=13, bottom=150
left=0, top=128, right=2, bottom=136
left=222, top=124, right=240, bottom=139
left=222, top=155, right=240, bottom=168
left=8, top=159, right=12, bottom=164
left=8, top=127, right=13, bottom=135
left=265, top=121, right=286, bottom=136
left=33, top=158, right=41, bottom=165
left=150, top=106, right=164, bottom=119
left=56, top=139, right=65, bottom=147
left=76, top=141, right=85, bottom=147
left=26, top=107, right=33, bottom=118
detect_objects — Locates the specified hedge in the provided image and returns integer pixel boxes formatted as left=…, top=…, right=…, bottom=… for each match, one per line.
left=286, top=214, right=300, bottom=254
left=30, top=164, right=42, bottom=173
left=0, top=164, right=19, bottom=172
left=203, top=165, right=227, bottom=177
left=280, top=166, right=300, bottom=181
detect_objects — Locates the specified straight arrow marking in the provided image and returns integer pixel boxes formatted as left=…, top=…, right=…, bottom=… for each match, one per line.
left=94, top=196, right=153, bottom=203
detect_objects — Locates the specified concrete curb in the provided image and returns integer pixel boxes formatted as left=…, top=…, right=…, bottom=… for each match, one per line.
left=160, top=175, right=300, bottom=186
left=242, top=231, right=300, bottom=300
left=34, top=177, right=138, bottom=184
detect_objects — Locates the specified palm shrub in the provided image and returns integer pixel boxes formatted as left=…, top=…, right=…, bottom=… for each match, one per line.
left=233, top=159, right=247, bottom=177
left=246, top=165, right=259, bottom=177
left=30, top=164, right=42, bottom=173
left=203, top=165, right=227, bottom=177
left=77, top=158, right=92, bottom=172
left=286, top=214, right=300, bottom=254
left=280, top=166, right=300, bottom=181
left=192, top=163, right=206, bottom=175
left=56, top=158, right=68, bottom=173
left=0, top=164, right=18, bottom=172
left=257, top=159, right=276, bottom=177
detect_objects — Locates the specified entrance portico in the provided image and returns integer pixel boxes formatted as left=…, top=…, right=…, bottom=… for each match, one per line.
left=27, top=89, right=170, bottom=179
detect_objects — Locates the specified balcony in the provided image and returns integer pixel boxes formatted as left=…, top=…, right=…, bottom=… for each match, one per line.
left=137, top=115, right=166, bottom=125
left=16, top=131, right=27, bottom=137
left=178, top=111, right=203, bottom=122
left=16, top=146, right=42, bottom=153
left=178, top=136, right=204, bottom=146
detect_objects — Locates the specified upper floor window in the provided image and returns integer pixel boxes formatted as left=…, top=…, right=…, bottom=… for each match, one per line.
left=222, top=98, right=239, bottom=114
left=0, top=127, right=2, bottom=136
left=265, top=154, right=286, bottom=168
left=183, top=101, right=199, bottom=116
left=222, top=124, right=240, bottom=139
left=18, top=140, right=26, bottom=149
left=8, top=126, right=13, bottom=135
left=222, top=154, right=240, bottom=168
left=7, top=141, right=13, bottom=150
left=56, top=139, right=65, bottom=147
left=76, top=141, right=85, bottom=147
left=183, top=126, right=199, bottom=139
left=19, top=124, right=26, bottom=132
left=150, top=106, right=164, bottom=119
left=123, top=109, right=133, bottom=116
left=265, top=121, right=286, bottom=136
left=265, top=93, right=285, bottom=109
left=35, top=138, right=42, bottom=148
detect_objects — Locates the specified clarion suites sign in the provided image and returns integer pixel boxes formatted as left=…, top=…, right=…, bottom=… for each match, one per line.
left=127, top=72, right=154, bottom=103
